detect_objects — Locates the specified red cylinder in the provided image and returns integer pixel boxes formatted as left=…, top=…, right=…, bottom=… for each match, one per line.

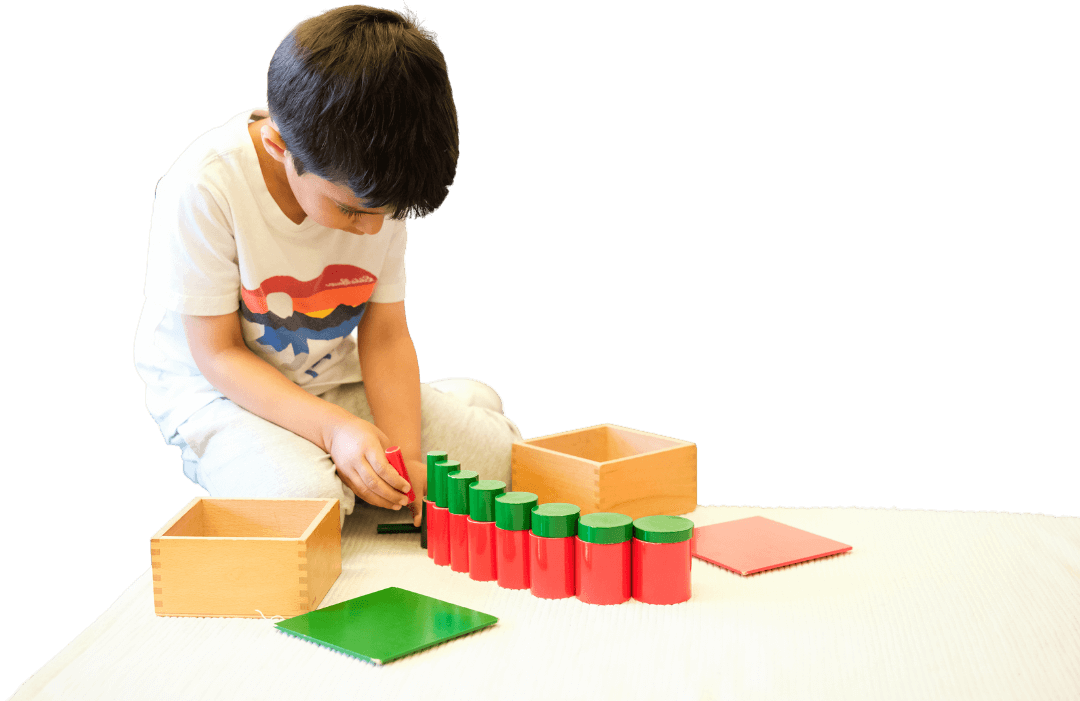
left=529, top=533, right=575, bottom=599
left=430, top=504, right=450, bottom=566
left=467, top=518, right=497, bottom=581
left=496, top=527, right=530, bottom=589
left=632, top=538, right=692, bottom=604
left=425, top=500, right=435, bottom=560
left=576, top=538, right=631, bottom=605
left=574, top=535, right=630, bottom=600
left=449, top=512, right=470, bottom=573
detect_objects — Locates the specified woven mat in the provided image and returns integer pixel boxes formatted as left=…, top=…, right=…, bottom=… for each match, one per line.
left=11, top=505, right=1080, bottom=701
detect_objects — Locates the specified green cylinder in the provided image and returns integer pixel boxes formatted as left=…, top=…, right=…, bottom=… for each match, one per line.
left=633, top=515, right=695, bottom=544
left=577, top=512, right=634, bottom=544
left=433, top=460, right=459, bottom=509
left=447, top=470, right=479, bottom=515
left=426, top=451, right=448, bottom=502
left=468, top=481, right=506, bottom=522
left=495, top=492, right=539, bottom=531
left=531, top=503, right=581, bottom=538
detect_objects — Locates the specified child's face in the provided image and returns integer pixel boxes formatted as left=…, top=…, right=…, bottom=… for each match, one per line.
left=252, top=116, right=388, bottom=233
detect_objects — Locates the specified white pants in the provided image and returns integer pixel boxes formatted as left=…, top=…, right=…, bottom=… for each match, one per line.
left=168, top=381, right=520, bottom=527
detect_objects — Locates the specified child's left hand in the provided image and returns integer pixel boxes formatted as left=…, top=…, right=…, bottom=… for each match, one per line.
left=404, top=458, right=427, bottom=527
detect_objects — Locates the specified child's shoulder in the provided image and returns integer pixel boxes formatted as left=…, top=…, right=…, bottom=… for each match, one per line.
left=157, top=110, right=262, bottom=200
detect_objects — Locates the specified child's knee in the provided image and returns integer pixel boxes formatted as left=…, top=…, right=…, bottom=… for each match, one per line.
left=427, top=378, right=504, bottom=413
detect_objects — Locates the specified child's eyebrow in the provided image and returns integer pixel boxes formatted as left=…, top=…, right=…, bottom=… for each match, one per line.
left=332, top=198, right=384, bottom=214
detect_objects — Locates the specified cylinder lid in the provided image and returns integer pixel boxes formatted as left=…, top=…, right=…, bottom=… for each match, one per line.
left=433, top=459, right=459, bottom=508
left=495, top=492, right=538, bottom=531
left=447, top=470, right=479, bottom=515
left=531, top=503, right=580, bottom=538
left=633, top=515, right=695, bottom=543
left=468, top=481, right=506, bottom=522
left=425, top=451, right=448, bottom=495
left=577, top=513, right=634, bottom=544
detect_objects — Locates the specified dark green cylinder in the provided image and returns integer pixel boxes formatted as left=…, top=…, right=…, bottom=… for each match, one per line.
left=447, top=470, right=479, bottom=515
left=468, top=481, right=506, bottom=522
left=426, top=451, right=448, bottom=502
left=531, top=503, right=581, bottom=538
left=633, top=515, right=695, bottom=543
left=495, top=492, right=538, bottom=531
left=577, top=512, right=634, bottom=544
left=433, top=460, right=459, bottom=509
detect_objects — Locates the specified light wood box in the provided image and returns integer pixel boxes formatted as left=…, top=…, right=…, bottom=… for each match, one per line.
left=511, top=424, right=697, bottom=520
left=151, top=498, right=341, bottom=618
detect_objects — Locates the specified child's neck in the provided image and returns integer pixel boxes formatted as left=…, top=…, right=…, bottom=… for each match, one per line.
left=248, top=119, right=306, bottom=225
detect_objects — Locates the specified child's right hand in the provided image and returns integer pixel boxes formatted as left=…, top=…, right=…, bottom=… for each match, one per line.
left=324, top=418, right=412, bottom=510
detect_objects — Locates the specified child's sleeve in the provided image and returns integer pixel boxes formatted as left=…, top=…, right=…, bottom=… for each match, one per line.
left=369, top=220, right=407, bottom=304
left=144, top=172, right=241, bottom=317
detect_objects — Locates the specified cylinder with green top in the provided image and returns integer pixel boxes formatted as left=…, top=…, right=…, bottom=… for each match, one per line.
left=423, top=451, right=448, bottom=557
left=428, top=457, right=457, bottom=567
left=576, top=512, right=634, bottom=605
left=530, top=503, right=580, bottom=599
left=632, top=515, right=694, bottom=604
left=467, top=480, right=505, bottom=582
left=447, top=470, right=478, bottom=573
left=495, top=492, right=537, bottom=590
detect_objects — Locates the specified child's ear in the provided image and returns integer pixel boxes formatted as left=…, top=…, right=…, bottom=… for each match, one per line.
left=259, top=123, right=289, bottom=163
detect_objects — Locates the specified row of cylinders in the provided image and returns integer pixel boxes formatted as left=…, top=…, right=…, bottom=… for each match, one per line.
left=422, top=451, right=693, bottom=605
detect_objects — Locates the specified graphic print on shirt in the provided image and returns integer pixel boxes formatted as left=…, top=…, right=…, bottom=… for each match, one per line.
left=239, top=264, right=377, bottom=377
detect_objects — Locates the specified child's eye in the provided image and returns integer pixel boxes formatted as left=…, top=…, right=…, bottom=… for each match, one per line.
left=338, top=206, right=365, bottom=220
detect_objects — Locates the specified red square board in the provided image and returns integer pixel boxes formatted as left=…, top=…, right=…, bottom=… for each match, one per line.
left=691, top=516, right=852, bottom=575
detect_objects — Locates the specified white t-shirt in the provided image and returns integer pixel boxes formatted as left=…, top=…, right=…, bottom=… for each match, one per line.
left=135, top=110, right=407, bottom=439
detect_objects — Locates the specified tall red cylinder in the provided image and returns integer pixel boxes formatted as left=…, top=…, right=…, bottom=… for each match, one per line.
left=496, top=527, right=530, bottom=589
left=495, top=492, right=537, bottom=590
left=425, top=452, right=449, bottom=561
left=576, top=539, right=631, bottom=604
left=467, top=480, right=505, bottom=582
left=467, top=518, right=497, bottom=581
left=429, top=457, right=458, bottom=567
left=530, top=533, right=575, bottom=599
left=446, top=470, right=479, bottom=574
left=529, top=503, right=579, bottom=600
left=430, top=504, right=450, bottom=566
left=449, top=512, right=470, bottom=572
left=425, top=499, right=435, bottom=560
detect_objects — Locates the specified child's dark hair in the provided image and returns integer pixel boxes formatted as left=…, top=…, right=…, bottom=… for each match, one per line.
left=268, top=5, right=458, bottom=219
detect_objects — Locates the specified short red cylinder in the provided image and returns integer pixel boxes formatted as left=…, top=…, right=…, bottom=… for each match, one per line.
left=430, top=504, right=450, bottom=566
left=632, top=538, right=692, bottom=604
left=496, top=527, right=530, bottom=589
left=467, top=518, right=497, bottom=581
left=530, top=533, right=575, bottom=599
left=576, top=538, right=631, bottom=605
left=425, top=500, right=435, bottom=560
left=449, top=512, right=470, bottom=573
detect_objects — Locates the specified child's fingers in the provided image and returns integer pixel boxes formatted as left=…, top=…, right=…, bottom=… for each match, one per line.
left=362, top=451, right=411, bottom=505
left=334, top=460, right=399, bottom=507
left=384, top=447, right=416, bottom=501
left=338, top=459, right=404, bottom=510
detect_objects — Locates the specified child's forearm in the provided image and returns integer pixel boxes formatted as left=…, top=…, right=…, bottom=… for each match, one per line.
left=202, top=343, right=355, bottom=451
left=358, top=331, right=423, bottom=466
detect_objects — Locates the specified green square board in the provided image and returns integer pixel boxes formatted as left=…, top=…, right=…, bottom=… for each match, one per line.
left=275, top=587, right=498, bottom=665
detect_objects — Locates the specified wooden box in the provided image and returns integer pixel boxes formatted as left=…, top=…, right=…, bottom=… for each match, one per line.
left=151, top=498, right=341, bottom=618
left=511, top=424, right=697, bottom=520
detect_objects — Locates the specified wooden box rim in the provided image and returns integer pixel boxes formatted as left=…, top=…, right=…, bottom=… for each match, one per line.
left=515, top=423, right=695, bottom=465
left=151, top=497, right=339, bottom=541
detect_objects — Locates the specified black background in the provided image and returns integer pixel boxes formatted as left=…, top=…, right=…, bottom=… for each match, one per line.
left=8, top=2, right=1071, bottom=695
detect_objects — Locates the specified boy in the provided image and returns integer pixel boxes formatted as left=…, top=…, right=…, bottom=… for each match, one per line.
left=134, top=6, right=519, bottom=528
